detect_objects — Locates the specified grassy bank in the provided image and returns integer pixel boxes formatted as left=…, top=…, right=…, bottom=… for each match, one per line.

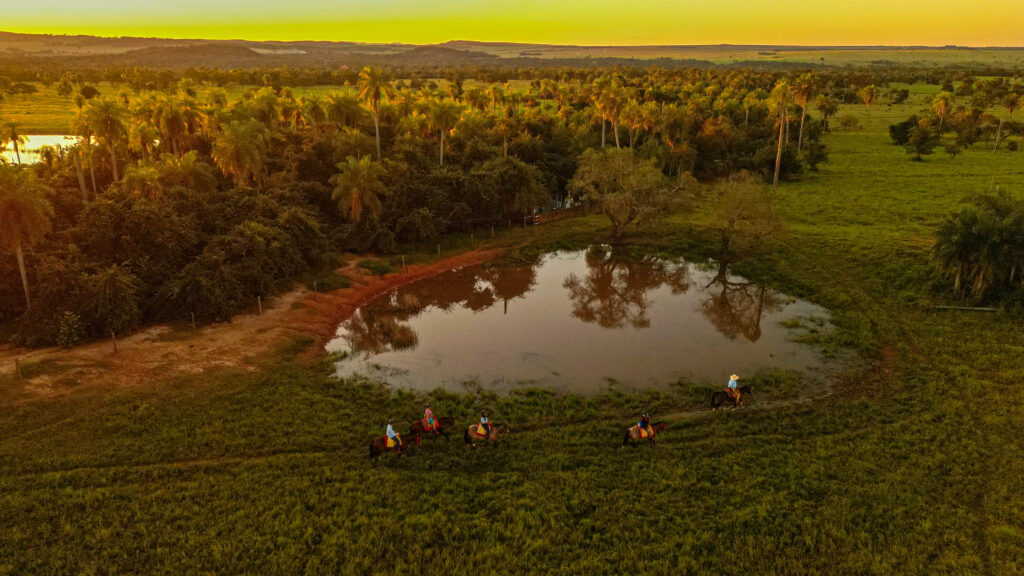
left=1, top=98, right=1024, bottom=575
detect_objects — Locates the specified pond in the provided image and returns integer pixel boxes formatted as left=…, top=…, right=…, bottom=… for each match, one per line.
left=1, top=135, right=75, bottom=164
left=327, top=247, right=836, bottom=393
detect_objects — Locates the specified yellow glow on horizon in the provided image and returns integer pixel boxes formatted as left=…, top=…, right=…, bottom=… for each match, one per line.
left=5, top=1, right=1024, bottom=46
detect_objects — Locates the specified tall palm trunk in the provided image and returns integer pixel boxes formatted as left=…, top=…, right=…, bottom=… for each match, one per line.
left=15, top=237, right=30, bottom=309
left=613, top=119, right=621, bottom=148
left=73, top=151, right=88, bottom=200
left=13, top=142, right=21, bottom=165
left=994, top=118, right=1005, bottom=151
left=797, top=105, right=807, bottom=153
left=772, top=117, right=784, bottom=195
left=439, top=131, right=445, bottom=166
left=86, top=141, right=98, bottom=196
left=372, top=107, right=382, bottom=161
left=601, top=119, right=606, bottom=148
left=109, top=147, right=119, bottom=181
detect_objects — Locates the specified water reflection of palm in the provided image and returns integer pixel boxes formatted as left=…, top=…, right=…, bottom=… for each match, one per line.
left=700, top=263, right=782, bottom=342
left=341, top=259, right=539, bottom=355
left=563, top=247, right=690, bottom=329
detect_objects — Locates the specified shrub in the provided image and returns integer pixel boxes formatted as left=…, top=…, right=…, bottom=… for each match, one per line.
left=56, top=312, right=84, bottom=349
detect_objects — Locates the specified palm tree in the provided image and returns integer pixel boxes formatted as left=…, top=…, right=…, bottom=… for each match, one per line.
left=300, top=96, right=327, bottom=134
left=330, top=155, right=387, bottom=223
left=212, top=119, right=269, bottom=189
left=858, top=85, right=877, bottom=113
left=932, top=92, right=955, bottom=134
left=815, top=95, right=840, bottom=132
left=994, top=94, right=1021, bottom=151
left=356, top=67, right=395, bottom=161
left=2, top=122, right=27, bottom=165
left=769, top=81, right=792, bottom=195
left=324, top=93, right=363, bottom=129
left=486, top=85, right=505, bottom=114
left=84, top=99, right=126, bottom=180
left=792, top=74, right=816, bottom=153
left=0, top=165, right=53, bottom=310
left=429, top=100, right=464, bottom=166
left=71, top=109, right=99, bottom=197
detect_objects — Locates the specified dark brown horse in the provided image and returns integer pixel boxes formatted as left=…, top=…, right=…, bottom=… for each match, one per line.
left=410, top=416, right=455, bottom=443
left=464, top=422, right=511, bottom=448
left=622, top=421, right=668, bottom=448
left=369, top=435, right=409, bottom=461
left=711, top=385, right=752, bottom=410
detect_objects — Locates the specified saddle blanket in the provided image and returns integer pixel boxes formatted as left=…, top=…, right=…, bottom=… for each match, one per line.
left=386, top=437, right=400, bottom=448
left=475, top=424, right=489, bottom=437
left=423, top=418, right=436, bottom=431
left=633, top=426, right=652, bottom=439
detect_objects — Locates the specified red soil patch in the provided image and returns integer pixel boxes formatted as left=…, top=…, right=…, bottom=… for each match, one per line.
left=0, top=249, right=504, bottom=400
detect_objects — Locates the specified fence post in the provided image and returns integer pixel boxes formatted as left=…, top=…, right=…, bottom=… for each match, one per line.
left=401, top=256, right=406, bottom=271
left=257, top=296, right=263, bottom=316
left=191, top=312, right=196, bottom=330
left=313, top=281, right=318, bottom=302
left=110, top=331, right=118, bottom=354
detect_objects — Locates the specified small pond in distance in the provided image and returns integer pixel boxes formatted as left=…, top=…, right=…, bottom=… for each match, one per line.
left=328, top=247, right=836, bottom=393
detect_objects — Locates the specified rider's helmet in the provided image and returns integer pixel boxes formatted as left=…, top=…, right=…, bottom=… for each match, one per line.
left=481, top=410, right=487, bottom=417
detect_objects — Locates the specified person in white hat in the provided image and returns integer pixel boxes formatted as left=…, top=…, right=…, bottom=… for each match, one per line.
left=727, top=374, right=741, bottom=403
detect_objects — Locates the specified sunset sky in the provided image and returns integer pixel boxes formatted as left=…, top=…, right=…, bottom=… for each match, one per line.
left=6, top=0, right=1024, bottom=46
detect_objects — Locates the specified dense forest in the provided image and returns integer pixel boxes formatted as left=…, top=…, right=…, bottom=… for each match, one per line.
left=2, top=63, right=1023, bottom=346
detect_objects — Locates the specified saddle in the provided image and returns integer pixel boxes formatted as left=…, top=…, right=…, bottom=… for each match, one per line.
left=633, top=425, right=653, bottom=439
left=386, top=436, right=400, bottom=448
left=423, top=418, right=436, bottom=431
left=475, top=424, right=489, bottom=437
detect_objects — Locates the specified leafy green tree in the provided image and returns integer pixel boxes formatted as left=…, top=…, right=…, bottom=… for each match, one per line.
left=0, top=166, right=53, bottom=310
left=331, top=155, right=387, bottom=223
left=905, top=120, right=940, bottom=160
left=569, top=148, right=676, bottom=238
left=994, top=94, right=1021, bottom=151
left=712, top=171, right=783, bottom=261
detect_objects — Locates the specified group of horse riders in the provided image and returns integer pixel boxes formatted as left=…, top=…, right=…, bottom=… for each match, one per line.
left=381, top=374, right=744, bottom=451
left=384, top=405, right=491, bottom=449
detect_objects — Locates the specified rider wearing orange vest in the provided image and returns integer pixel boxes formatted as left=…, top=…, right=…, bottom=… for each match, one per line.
left=424, top=405, right=437, bottom=432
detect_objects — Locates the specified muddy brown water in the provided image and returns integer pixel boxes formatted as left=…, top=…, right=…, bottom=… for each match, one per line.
left=327, top=247, right=835, bottom=393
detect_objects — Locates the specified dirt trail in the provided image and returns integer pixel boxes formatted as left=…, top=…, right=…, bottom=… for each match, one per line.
left=0, top=249, right=504, bottom=400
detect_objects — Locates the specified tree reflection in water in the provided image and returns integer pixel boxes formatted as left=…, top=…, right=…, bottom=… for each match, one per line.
left=563, top=245, right=691, bottom=329
left=699, top=261, right=782, bottom=342
left=338, top=255, right=539, bottom=357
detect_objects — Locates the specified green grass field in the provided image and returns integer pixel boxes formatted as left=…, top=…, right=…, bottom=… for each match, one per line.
left=2, top=92, right=1024, bottom=574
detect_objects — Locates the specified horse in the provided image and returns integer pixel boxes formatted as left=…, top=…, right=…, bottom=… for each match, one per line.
left=622, top=421, right=668, bottom=448
left=711, top=385, right=753, bottom=410
left=410, top=416, right=455, bottom=443
left=463, top=422, right=511, bottom=448
left=369, top=435, right=409, bottom=461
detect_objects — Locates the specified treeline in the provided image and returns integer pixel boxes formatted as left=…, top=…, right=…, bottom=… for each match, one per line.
left=0, top=65, right=835, bottom=345
left=888, top=77, right=1024, bottom=159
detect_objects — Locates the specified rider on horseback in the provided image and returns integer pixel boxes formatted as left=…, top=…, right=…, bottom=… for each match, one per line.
left=424, top=405, right=437, bottom=432
left=727, top=374, right=741, bottom=403
left=480, top=411, right=492, bottom=437
left=637, top=411, right=653, bottom=437
left=386, top=419, right=402, bottom=447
